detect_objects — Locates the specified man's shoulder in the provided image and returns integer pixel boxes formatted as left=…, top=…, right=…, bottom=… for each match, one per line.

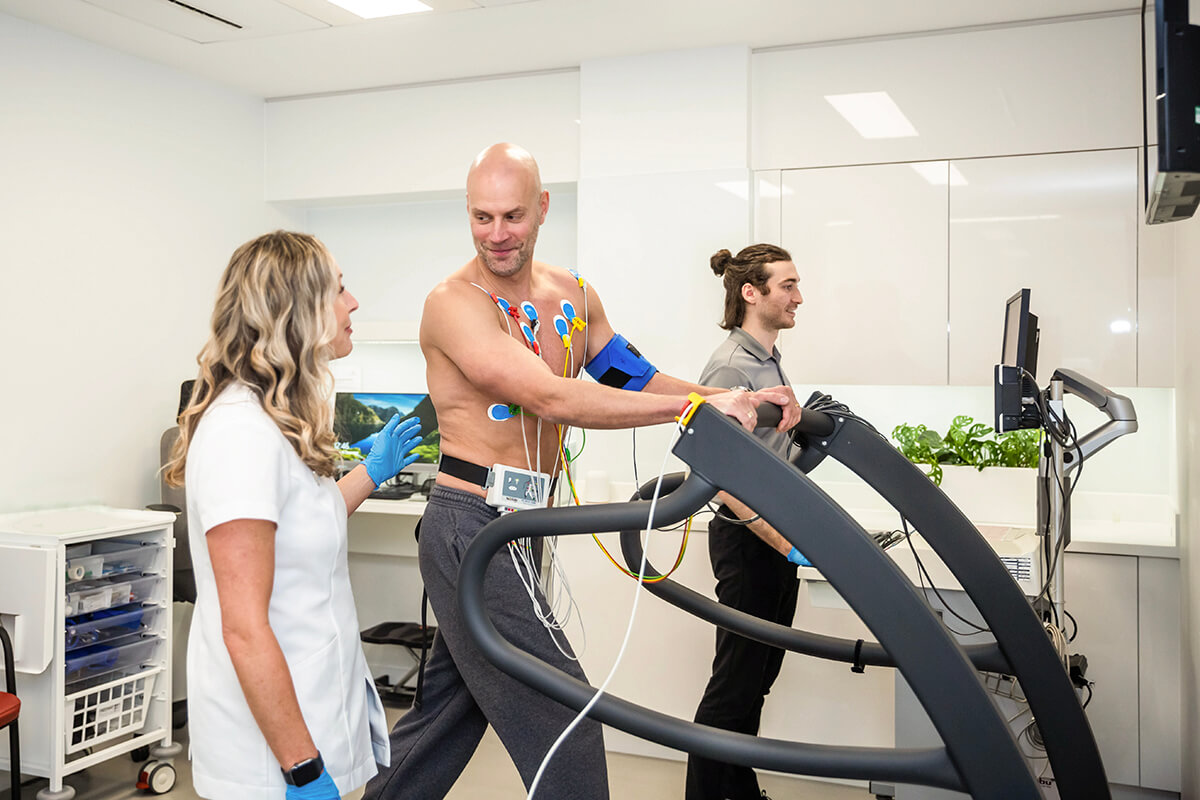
left=698, top=334, right=750, bottom=386
left=421, top=276, right=496, bottom=347
left=533, top=261, right=586, bottom=291
left=427, top=273, right=490, bottom=307
left=704, top=332, right=742, bottom=363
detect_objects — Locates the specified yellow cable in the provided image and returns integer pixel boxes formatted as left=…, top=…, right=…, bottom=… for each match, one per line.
left=552, top=318, right=692, bottom=582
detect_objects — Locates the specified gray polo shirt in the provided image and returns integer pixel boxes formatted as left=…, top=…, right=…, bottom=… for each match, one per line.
left=698, top=327, right=793, bottom=458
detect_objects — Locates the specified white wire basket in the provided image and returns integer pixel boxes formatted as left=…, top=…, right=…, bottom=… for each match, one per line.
left=64, top=665, right=163, bottom=754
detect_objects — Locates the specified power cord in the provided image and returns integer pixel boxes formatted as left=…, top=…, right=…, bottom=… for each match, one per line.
left=803, top=392, right=880, bottom=436
left=900, top=515, right=991, bottom=636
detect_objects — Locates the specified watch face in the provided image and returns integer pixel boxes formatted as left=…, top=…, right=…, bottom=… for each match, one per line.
left=284, top=754, right=324, bottom=786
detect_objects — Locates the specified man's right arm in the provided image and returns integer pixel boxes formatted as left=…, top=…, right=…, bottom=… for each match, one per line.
left=698, top=366, right=803, bottom=557
left=421, top=282, right=766, bottom=431
left=716, top=490, right=797, bottom=558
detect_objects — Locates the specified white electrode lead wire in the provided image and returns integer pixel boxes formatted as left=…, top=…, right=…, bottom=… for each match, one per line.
left=525, top=406, right=689, bottom=799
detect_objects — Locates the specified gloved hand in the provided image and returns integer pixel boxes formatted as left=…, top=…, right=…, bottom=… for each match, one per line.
left=285, top=769, right=340, bottom=800
left=363, top=415, right=424, bottom=488
left=787, top=546, right=812, bottom=567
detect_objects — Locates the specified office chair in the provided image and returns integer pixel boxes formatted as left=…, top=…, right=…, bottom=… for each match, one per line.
left=0, top=620, right=22, bottom=799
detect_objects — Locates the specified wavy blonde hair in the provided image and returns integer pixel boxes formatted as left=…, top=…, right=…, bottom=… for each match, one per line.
left=165, top=231, right=341, bottom=486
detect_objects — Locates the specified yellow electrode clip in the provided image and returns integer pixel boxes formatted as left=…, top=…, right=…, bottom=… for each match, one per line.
left=676, top=392, right=707, bottom=426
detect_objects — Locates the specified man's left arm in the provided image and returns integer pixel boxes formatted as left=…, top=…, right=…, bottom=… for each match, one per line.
left=581, top=283, right=801, bottom=431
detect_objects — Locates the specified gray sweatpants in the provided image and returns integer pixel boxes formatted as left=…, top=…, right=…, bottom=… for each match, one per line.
left=362, top=485, right=609, bottom=800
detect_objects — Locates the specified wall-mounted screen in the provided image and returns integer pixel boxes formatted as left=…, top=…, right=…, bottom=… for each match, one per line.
left=334, top=392, right=439, bottom=500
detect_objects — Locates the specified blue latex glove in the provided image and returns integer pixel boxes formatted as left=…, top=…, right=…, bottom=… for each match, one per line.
left=787, top=546, right=812, bottom=567
left=363, top=415, right=424, bottom=488
left=285, top=769, right=339, bottom=800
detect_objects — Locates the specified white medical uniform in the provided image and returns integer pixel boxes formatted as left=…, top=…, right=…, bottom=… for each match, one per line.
left=185, top=382, right=389, bottom=799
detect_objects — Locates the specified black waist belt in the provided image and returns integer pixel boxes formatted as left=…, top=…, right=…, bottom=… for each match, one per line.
left=439, top=455, right=491, bottom=488
left=438, top=455, right=559, bottom=495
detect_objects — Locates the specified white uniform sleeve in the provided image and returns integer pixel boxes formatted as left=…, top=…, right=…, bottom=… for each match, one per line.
left=189, top=411, right=291, bottom=536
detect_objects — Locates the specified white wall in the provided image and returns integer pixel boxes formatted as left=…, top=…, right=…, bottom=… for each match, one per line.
left=752, top=14, right=1142, bottom=170
left=264, top=71, right=581, bottom=202
left=0, top=12, right=302, bottom=514
left=307, top=191, right=579, bottom=340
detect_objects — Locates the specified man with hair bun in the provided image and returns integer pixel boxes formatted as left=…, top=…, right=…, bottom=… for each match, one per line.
left=688, top=243, right=807, bottom=800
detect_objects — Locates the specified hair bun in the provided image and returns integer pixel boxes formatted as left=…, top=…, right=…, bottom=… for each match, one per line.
left=710, top=249, right=733, bottom=276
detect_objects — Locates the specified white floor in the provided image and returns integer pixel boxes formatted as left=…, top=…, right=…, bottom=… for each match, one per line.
left=1, top=704, right=872, bottom=799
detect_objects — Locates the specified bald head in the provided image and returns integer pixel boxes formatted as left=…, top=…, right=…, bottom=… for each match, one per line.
left=467, top=142, right=543, bottom=204
left=466, top=143, right=549, bottom=278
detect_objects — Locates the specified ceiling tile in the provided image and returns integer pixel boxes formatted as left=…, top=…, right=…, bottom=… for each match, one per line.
left=80, top=0, right=328, bottom=43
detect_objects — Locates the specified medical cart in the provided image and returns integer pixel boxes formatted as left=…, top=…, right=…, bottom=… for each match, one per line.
left=0, top=506, right=180, bottom=799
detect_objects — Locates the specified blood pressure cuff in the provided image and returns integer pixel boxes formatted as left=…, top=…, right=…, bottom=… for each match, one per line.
left=585, top=333, right=657, bottom=391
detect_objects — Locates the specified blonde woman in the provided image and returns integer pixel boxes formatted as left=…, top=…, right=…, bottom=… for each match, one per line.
left=166, top=231, right=422, bottom=800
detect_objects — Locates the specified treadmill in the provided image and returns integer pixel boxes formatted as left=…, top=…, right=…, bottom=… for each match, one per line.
left=457, top=292, right=1132, bottom=798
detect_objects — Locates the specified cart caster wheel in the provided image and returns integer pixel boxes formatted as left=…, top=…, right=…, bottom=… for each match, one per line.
left=137, top=760, right=177, bottom=794
left=131, top=744, right=151, bottom=762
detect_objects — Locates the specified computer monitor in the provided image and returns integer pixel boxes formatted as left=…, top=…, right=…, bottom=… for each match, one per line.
left=995, top=289, right=1041, bottom=433
left=1001, top=288, right=1039, bottom=379
left=334, top=392, right=439, bottom=499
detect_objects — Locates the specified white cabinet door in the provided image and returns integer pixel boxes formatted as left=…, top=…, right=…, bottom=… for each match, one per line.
left=1138, top=557, right=1182, bottom=792
left=780, top=162, right=949, bottom=385
left=0, top=544, right=57, bottom=673
left=948, top=149, right=1138, bottom=386
left=1065, top=551, right=1139, bottom=786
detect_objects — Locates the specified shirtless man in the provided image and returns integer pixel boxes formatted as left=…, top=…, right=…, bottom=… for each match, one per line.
left=362, top=143, right=798, bottom=800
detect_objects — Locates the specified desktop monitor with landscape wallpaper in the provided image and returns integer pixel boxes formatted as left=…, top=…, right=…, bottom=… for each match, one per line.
left=334, top=392, right=439, bottom=499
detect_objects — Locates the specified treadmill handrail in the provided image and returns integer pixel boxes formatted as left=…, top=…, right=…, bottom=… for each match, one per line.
left=617, top=473, right=1010, bottom=674
left=791, top=404, right=1110, bottom=800
left=458, top=406, right=1042, bottom=799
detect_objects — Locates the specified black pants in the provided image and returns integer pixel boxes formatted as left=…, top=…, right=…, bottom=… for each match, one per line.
left=686, top=512, right=800, bottom=800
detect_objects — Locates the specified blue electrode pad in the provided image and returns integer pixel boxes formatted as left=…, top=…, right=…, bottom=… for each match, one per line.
left=520, top=301, right=539, bottom=327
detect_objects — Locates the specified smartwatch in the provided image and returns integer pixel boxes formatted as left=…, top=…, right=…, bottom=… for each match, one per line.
left=282, top=753, right=324, bottom=787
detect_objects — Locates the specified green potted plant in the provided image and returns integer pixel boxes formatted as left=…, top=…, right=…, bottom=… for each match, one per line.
left=891, top=415, right=1041, bottom=486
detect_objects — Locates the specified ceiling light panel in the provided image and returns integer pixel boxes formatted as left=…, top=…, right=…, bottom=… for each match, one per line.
left=326, top=0, right=432, bottom=17
left=278, top=0, right=474, bottom=23
left=824, top=91, right=918, bottom=139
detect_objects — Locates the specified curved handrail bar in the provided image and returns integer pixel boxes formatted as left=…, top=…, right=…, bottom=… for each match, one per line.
left=459, top=406, right=1041, bottom=799
left=789, top=403, right=1110, bottom=800
left=617, top=473, right=1009, bottom=673
left=457, top=472, right=962, bottom=789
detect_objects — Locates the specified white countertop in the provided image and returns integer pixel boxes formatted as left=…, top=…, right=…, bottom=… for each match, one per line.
left=1064, top=518, right=1178, bottom=559
left=829, top=505, right=1178, bottom=561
